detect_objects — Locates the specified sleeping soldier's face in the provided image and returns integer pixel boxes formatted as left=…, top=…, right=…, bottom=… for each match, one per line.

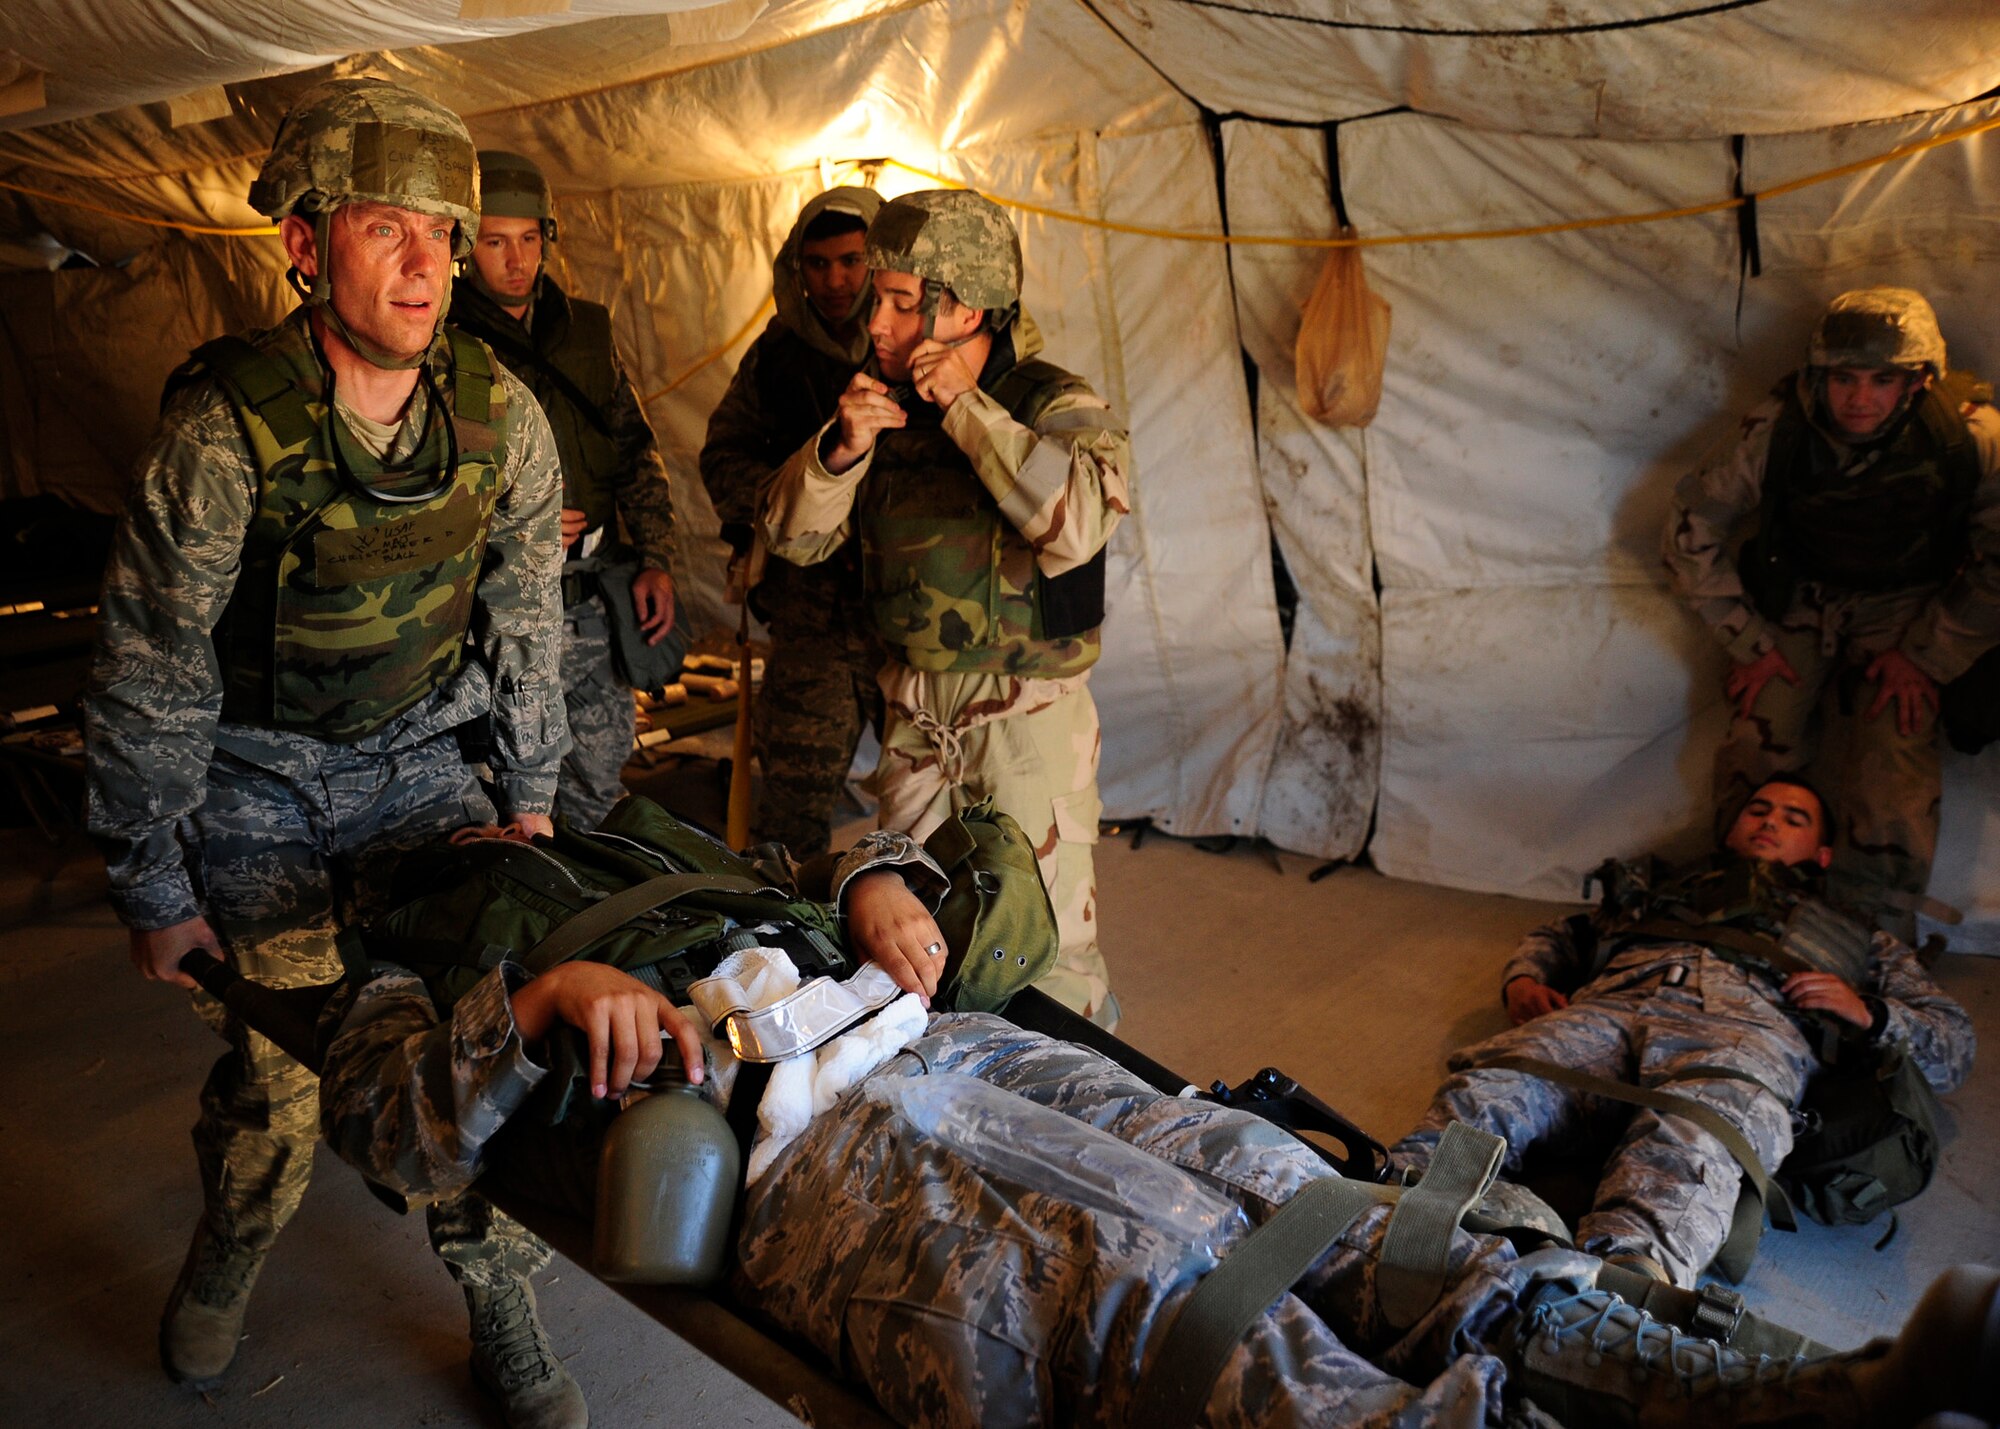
left=1724, top=781, right=1833, bottom=870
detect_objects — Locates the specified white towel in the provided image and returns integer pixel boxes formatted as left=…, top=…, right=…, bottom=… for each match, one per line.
left=744, top=991, right=930, bottom=1185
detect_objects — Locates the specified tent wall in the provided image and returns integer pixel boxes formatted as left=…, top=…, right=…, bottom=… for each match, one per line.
left=1223, top=96, right=2000, bottom=932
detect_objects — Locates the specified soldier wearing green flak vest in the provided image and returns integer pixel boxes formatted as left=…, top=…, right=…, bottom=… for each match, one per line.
left=1664, top=288, right=2000, bottom=938
left=700, top=187, right=887, bottom=856
left=451, top=149, right=677, bottom=830
left=82, top=81, right=587, bottom=1429
left=761, top=189, right=1132, bottom=1027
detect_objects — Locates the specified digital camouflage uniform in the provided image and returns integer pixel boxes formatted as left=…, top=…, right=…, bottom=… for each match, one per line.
left=317, top=948, right=1983, bottom=1429
left=452, top=168, right=676, bottom=831
left=762, top=193, right=1132, bottom=1022
left=1389, top=860, right=1973, bottom=1288
left=1662, top=289, right=2000, bottom=929
left=82, top=301, right=568, bottom=1292
left=700, top=187, right=885, bottom=857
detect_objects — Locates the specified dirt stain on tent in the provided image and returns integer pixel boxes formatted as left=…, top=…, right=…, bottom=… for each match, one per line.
left=1305, top=675, right=1378, bottom=763
left=1288, top=676, right=1378, bottom=833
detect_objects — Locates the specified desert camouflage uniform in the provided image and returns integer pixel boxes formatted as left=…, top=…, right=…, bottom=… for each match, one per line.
left=700, top=189, right=885, bottom=855
left=1390, top=897, right=1973, bottom=1287
left=1662, top=363, right=2000, bottom=928
left=452, top=276, right=676, bottom=829
left=82, top=308, right=566, bottom=1282
left=762, top=316, right=1131, bottom=1020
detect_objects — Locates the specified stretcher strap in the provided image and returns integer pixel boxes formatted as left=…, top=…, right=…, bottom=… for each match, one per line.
left=1483, top=1054, right=1796, bottom=1281
left=1376, top=1122, right=1506, bottom=1330
left=523, top=872, right=764, bottom=975
left=1128, top=1176, right=1396, bottom=1428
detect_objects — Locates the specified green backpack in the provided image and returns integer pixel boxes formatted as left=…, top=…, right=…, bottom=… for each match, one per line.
left=1779, top=1047, right=1942, bottom=1231
left=361, top=796, right=1059, bottom=1123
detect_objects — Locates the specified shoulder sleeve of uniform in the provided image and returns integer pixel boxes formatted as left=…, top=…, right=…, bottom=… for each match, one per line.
left=477, top=367, right=566, bottom=816
left=82, top=378, right=260, bottom=929
left=1864, top=933, right=1976, bottom=1094
left=945, top=371, right=1132, bottom=578
left=699, top=330, right=781, bottom=528
left=320, top=964, right=549, bottom=1198
left=1898, top=399, right=2000, bottom=682
left=1661, top=396, right=1782, bottom=664
left=600, top=335, right=676, bottom=566
left=831, top=831, right=950, bottom=911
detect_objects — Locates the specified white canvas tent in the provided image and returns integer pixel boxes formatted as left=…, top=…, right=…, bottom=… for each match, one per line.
left=3, top=0, right=1996, bottom=931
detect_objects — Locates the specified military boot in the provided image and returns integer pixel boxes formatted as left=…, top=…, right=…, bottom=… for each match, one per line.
left=1511, top=1263, right=2000, bottom=1427
left=159, top=1220, right=267, bottom=1385
left=466, top=1276, right=588, bottom=1429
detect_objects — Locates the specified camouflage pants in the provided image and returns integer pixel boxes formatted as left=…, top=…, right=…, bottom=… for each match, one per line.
left=736, top=1013, right=1603, bottom=1428
left=1389, top=981, right=1812, bottom=1287
left=1714, top=585, right=1943, bottom=934
left=555, top=594, right=636, bottom=830
left=187, top=730, right=549, bottom=1284
left=753, top=598, right=884, bottom=857
left=875, top=669, right=1109, bottom=1021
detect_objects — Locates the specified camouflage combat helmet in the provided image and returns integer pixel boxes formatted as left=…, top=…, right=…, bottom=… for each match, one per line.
left=865, top=188, right=1021, bottom=334
left=477, top=149, right=558, bottom=243
left=251, top=77, right=478, bottom=367
left=1809, top=287, right=1946, bottom=377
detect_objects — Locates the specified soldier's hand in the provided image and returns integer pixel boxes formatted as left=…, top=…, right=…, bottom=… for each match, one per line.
left=559, top=507, right=590, bottom=552
left=510, top=813, right=555, bottom=841
left=825, top=373, right=906, bottom=474
left=1504, top=977, right=1568, bottom=1025
left=844, top=868, right=946, bottom=1004
left=1863, top=649, right=1939, bottom=737
left=630, top=567, right=677, bottom=643
left=1723, top=647, right=1802, bottom=720
left=1782, top=971, right=1873, bottom=1029
left=512, top=962, right=706, bottom=1098
left=909, top=339, right=980, bottom=411
left=131, top=915, right=221, bottom=990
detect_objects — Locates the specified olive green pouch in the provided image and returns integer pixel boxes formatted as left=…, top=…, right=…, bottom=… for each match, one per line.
left=923, top=798, right=1059, bottom=1013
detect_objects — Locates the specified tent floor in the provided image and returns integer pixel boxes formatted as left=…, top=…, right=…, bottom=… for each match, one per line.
left=3, top=780, right=1994, bottom=1427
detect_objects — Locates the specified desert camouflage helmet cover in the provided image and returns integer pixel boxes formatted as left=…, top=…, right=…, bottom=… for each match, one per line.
left=1809, top=287, right=1946, bottom=375
left=250, top=77, right=479, bottom=257
left=865, top=188, right=1022, bottom=312
left=477, top=149, right=556, bottom=239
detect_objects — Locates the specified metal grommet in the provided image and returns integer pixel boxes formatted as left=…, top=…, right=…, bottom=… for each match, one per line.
left=991, top=948, right=1005, bottom=959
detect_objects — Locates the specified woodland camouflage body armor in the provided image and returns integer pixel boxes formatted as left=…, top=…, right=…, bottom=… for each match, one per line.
left=192, top=316, right=509, bottom=740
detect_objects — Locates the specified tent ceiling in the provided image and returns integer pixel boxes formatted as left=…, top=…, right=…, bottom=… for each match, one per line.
left=1067, top=1, right=2000, bottom=140
left=0, top=0, right=798, bottom=133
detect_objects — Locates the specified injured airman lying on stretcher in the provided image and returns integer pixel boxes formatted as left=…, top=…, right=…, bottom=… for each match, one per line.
left=296, top=798, right=1997, bottom=1429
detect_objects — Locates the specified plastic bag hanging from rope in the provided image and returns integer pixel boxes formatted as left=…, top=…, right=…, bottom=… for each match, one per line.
left=1294, top=229, right=1392, bottom=428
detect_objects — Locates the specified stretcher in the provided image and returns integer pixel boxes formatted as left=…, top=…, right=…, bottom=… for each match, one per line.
left=177, top=951, right=1389, bottom=1428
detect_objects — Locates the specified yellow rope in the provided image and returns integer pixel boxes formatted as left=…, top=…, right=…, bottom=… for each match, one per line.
left=640, top=294, right=775, bottom=405
left=4, top=102, right=1994, bottom=260
left=881, top=107, right=2000, bottom=249
left=0, top=176, right=278, bottom=237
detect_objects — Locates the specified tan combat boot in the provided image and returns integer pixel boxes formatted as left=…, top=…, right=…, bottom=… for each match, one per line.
left=1511, top=1263, right=2000, bottom=1427
left=466, top=1276, right=589, bottom=1429
left=159, top=1220, right=268, bottom=1385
